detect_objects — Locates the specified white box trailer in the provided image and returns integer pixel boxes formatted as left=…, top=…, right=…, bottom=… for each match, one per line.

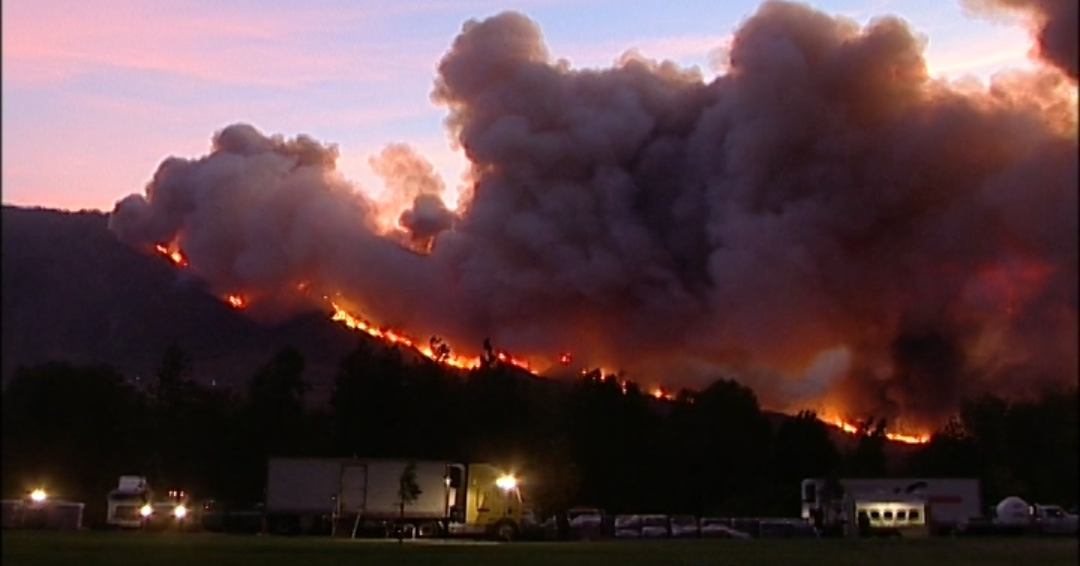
left=265, top=458, right=526, bottom=539
left=801, top=477, right=982, bottom=534
left=266, top=458, right=453, bottom=519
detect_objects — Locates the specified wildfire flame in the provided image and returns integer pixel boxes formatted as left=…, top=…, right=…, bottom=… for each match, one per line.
left=153, top=244, right=187, bottom=267
left=652, top=387, right=674, bottom=401
left=822, top=416, right=930, bottom=445
left=151, top=243, right=926, bottom=442
left=329, top=302, right=532, bottom=371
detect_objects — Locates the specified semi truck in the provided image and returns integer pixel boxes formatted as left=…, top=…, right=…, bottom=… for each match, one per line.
left=801, top=477, right=981, bottom=536
left=106, top=476, right=153, bottom=528
left=105, top=475, right=192, bottom=530
left=264, top=458, right=527, bottom=540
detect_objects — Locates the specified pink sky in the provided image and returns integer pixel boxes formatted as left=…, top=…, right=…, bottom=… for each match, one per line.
left=2, top=0, right=1037, bottom=212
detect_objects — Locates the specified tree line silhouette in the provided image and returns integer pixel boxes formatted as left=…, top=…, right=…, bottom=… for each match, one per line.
left=2, top=340, right=1076, bottom=526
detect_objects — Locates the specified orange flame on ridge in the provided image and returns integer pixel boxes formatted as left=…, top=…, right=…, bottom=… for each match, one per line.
left=154, top=244, right=187, bottom=267
left=822, top=415, right=930, bottom=445
left=329, top=302, right=533, bottom=372
left=149, top=245, right=929, bottom=437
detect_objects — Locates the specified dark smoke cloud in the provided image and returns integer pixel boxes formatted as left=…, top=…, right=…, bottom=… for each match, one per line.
left=963, top=0, right=1078, bottom=78
left=110, top=1, right=1078, bottom=430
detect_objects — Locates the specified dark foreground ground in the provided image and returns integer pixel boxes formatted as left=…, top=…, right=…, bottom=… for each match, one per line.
left=2, top=531, right=1077, bottom=566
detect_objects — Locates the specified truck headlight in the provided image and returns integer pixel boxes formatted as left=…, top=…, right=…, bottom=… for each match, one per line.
left=140, top=504, right=153, bottom=517
left=29, top=489, right=47, bottom=503
left=495, top=475, right=518, bottom=490
left=174, top=505, right=188, bottom=519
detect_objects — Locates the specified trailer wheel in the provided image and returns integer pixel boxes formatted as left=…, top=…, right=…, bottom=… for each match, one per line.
left=493, top=520, right=518, bottom=542
left=418, top=522, right=441, bottom=538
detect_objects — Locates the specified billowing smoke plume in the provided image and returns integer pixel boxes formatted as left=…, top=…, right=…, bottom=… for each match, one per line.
left=368, top=143, right=457, bottom=251
left=110, top=1, right=1078, bottom=430
left=963, top=0, right=1078, bottom=78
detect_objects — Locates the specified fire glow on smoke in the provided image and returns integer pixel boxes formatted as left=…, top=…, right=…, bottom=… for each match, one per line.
left=150, top=243, right=929, bottom=444
left=115, top=1, right=1076, bottom=446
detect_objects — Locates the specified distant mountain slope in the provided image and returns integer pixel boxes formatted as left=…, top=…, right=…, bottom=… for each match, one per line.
left=1, top=206, right=361, bottom=395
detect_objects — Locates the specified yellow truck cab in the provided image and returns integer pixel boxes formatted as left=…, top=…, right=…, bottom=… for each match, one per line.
left=456, top=463, right=525, bottom=540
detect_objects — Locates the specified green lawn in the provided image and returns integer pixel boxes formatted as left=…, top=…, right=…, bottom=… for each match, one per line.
left=2, top=531, right=1077, bottom=566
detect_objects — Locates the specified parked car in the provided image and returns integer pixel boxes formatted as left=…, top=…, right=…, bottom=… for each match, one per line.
left=670, top=515, right=699, bottom=538
left=640, top=515, right=670, bottom=538
left=700, top=517, right=751, bottom=539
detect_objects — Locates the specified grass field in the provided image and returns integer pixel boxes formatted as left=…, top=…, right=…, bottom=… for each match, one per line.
left=2, top=531, right=1077, bottom=566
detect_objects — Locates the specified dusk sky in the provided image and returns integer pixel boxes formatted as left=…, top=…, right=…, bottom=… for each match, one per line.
left=2, top=0, right=1036, bottom=212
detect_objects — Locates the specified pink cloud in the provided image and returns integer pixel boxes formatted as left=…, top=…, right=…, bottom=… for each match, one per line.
left=1, top=0, right=445, bottom=87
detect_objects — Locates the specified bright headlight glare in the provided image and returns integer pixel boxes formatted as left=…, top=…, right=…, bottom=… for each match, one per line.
left=29, top=489, right=47, bottom=503
left=140, top=504, right=153, bottom=517
left=173, top=504, right=188, bottom=519
left=495, top=475, right=518, bottom=490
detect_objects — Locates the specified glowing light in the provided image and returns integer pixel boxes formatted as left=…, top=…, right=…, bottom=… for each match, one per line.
left=140, top=504, right=153, bottom=518
left=495, top=475, right=518, bottom=490
left=29, top=489, right=47, bottom=503
left=225, top=294, right=246, bottom=309
left=651, top=387, right=674, bottom=401
left=153, top=243, right=187, bottom=267
left=559, top=352, right=572, bottom=365
left=173, top=505, right=188, bottom=519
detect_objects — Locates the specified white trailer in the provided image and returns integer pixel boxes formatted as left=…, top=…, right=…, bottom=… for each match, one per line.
left=264, top=458, right=525, bottom=539
left=801, top=477, right=982, bottom=534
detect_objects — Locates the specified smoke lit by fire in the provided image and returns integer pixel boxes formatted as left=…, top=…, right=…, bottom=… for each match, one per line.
left=115, top=1, right=1077, bottom=435
left=154, top=244, right=187, bottom=267
left=149, top=239, right=921, bottom=441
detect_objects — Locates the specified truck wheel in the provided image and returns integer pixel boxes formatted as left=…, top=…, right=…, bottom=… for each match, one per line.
left=493, top=520, right=518, bottom=542
left=418, top=522, right=441, bottom=538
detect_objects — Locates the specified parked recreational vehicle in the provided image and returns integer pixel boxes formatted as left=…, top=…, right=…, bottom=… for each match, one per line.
left=801, top=477, right=981, bottom=535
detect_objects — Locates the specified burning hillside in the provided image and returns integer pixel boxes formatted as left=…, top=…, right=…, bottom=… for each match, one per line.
left=110, top=1, right=1077, bottom=435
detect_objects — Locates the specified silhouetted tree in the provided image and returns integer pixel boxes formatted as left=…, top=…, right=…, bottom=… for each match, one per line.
left=842, top=417, right=888, bottom=477
left=766, top=410, right=841, bottom=514
left=330, top=341, right=412, bottom=457
left=397, top=461, right=422, bottom=543
left=239, top=346, right=312, bottom=502
left=903, top=416, right=983, bottom=479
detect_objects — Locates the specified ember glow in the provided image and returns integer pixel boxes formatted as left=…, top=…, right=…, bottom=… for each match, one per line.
left=652, top=387, right=674, bottom=401
left=153, top=244, right=187, bottom=267
left=226, top=294, right=246, bottom=309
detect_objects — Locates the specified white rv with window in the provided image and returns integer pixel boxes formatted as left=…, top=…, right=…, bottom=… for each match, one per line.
left=801, top=477, right=981, bottom=535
